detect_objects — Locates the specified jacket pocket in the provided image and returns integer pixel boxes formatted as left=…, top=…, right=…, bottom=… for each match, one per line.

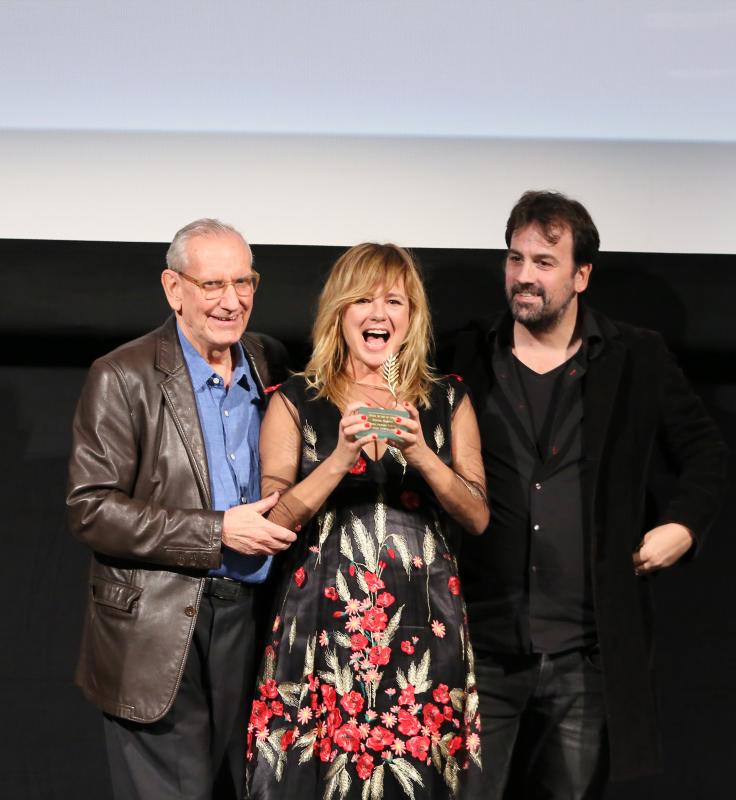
left=91, top=576, right=142, bottom=613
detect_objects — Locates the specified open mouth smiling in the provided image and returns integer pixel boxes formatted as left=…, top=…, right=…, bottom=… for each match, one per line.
left=362, top=328, right=391, bottom=348
left=363, top=328, right=389, bottom=342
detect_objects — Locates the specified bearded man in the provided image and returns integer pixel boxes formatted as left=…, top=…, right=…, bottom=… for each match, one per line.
left=452, top=191, right=727, bottom=798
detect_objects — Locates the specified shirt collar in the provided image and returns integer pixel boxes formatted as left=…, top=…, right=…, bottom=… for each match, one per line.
left=577, top=302, right=605, bottom=359
left=176, top=324, right=250, bottom=391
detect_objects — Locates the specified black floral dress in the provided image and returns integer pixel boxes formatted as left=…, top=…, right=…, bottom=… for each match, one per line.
left=246, top=375, right=482, bottom=800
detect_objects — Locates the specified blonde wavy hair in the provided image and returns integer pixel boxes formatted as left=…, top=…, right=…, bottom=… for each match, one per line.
left=303, top=243, right=438, bottom=409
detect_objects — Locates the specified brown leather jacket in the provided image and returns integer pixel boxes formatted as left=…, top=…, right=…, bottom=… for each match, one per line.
left=66, top=317, right=287, bottom=723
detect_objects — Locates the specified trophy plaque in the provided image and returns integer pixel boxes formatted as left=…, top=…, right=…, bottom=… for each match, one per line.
left=355, top=406, right=410, bottom=441
left=354, top=354, right=409, bottom=442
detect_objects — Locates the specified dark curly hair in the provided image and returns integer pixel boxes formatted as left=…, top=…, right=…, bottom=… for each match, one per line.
left=505, top=190, right=600, bottom=269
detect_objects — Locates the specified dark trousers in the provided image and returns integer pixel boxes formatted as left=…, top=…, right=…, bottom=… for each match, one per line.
left=104, top=589, right=261, bottom=800
left=475, top=647, right=609, bottom=800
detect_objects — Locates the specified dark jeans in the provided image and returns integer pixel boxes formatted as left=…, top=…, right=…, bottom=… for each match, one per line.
left=104, top=590, right=260, bottom=800
left=475, top=646, right=609, bottom=800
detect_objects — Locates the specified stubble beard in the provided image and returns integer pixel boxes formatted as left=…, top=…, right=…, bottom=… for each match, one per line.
left=507, top=283, right=576, bottom=334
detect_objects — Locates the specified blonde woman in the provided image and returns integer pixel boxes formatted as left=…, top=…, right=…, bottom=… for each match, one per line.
left=246, top=244, right=488, bottom=799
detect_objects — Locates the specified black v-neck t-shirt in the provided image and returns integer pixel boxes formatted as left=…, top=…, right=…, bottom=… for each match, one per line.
left=459, top=315, right=603, bottom=655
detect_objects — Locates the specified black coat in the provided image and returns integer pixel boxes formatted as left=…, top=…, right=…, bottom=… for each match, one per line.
left=450, top=307, right=728, bottom=781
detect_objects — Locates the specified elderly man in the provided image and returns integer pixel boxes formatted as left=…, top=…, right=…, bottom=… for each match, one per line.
left=453, top=192, right=728, bottom=798
left=67, top=219, right=295, bottom=800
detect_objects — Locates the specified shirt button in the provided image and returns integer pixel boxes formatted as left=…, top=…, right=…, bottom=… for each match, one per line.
left=212, top=377, right=220, bottom=385
left=230, top=453, right=236, bottom=461
left=533, top=524, right=541, bottom=531
left=535, top=482, right=542, bottom=490
left=184, top=606, right=196, bottom=617
left=224, top=410, right=230, bottom=417
left=531, top=565, right=538, bottom=573
left=241, top=496, right=246, bottom=503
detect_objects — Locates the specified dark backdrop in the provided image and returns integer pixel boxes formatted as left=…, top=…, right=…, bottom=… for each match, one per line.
left=1, top=239, right=734, bottom=799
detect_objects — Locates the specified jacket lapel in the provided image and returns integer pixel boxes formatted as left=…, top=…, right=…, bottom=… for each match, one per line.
left=241, top=332, right=267, bottom=401
left=491, top=346, right=537, bottom=451
left=582, top=326, right=626, bottom=507
left=456, top=324, right=535, bottom=449
left=471, top=313, right=538, bottom=453
left=156, top=317, right=213, bottom=509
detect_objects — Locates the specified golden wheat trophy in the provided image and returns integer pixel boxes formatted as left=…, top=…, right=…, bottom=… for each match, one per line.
left=355, top=353, right=411, bottom=442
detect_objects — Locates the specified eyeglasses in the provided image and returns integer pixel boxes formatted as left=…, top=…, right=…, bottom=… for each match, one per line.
left=177, top=270, right=260, bottom=299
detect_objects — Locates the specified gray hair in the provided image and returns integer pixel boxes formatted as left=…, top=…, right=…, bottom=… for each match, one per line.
left=165, top=218, right=253, bottom=272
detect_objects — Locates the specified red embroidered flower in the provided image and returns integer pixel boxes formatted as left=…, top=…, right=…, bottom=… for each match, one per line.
left=365, top=725, right=395, bottom=751
left=399, top=490, right=421, bottom=510
left=310, top=692, right=319, bottom=711
left=362, top=606, right=388, bottom=633
left=321, top=684, right=337, bottom=711
left=448, top=373, right=464, bottom=383
left=364, top=571, right=385, bottom=592
left=376, top=591, right=395, bottom=608
left=356, top=752, right=375, bottom=779
left=324, top=586, right=338, bottom=601
left=293, top=567, right=307, bottom=588
left=259, top=679, right=279, bottom=699
left=334, top=723, right=362, bottom=752
left=406, top=734, right=431, bottom=760
left=348, top=564, right=356, bottom=576
left=398, top=685, right=415, bottom=707
left=422, top=703, right=445, bottom=732
left=318, top=738, right=332, bottom=762
left=447, top=576, right=462, bottom=596
left=340, top=690, right=364, bottom=716
left=280, top=729, right=295, bottom=750
left=368, top=645, right=391, bottom=666
left=326, top=708, right=343, bottom=738
left=308, top=673, right=319, bottom=691
left=443, top=705, right=454, bottom=719
left=400, top=640, right=415, bottom=655
left=397, top=708, right=421, bottom=736
left=349, top=457, right=367, bottom=475
left=387, top=548, right=396, bottom=559
left=448, top=735, right=463, bottom=756
left=264, top=383, right=283, bottom=394
left=250, top=700, right=272, bottom=730
left=270, top=701, right=284, bottom=717
left=432, top=683, right=450, bottom=704
left=350, top=633, right=369, bottom=651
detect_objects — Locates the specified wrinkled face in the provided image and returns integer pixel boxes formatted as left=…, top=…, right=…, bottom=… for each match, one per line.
left=504, top=223, right=590, bottom=332
left=161, top=232, right=254, bottom=362
left=341, top=279, right=411, bottom=372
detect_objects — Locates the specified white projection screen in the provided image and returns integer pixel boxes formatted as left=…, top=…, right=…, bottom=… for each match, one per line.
left=1, top=0, right=735, bottom=252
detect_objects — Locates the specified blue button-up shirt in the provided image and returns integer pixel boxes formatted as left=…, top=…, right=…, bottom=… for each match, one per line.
left=178, top=325, right=271, bottom=583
